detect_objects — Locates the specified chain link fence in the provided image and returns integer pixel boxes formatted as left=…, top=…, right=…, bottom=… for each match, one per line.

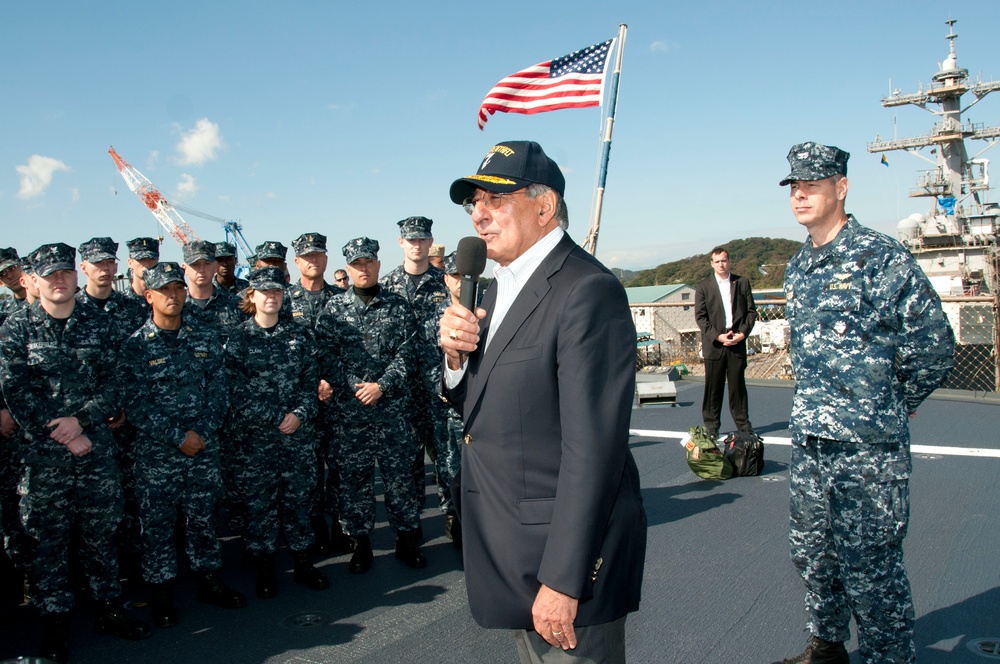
left=632, top=296, right=997, bottom=393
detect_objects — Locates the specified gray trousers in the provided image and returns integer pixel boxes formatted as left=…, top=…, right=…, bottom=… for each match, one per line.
left=512, top=616, right=627, bottom=664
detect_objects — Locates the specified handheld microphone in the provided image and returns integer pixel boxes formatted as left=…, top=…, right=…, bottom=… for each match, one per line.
left=456, top=236, right=487, bottom=312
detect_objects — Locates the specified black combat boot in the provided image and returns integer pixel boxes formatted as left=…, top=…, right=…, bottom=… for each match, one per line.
left=292, top=551, right=330, bottom=590
left=39, top=611, right=71, bottom=663
left=348, top=535, right=374, bottom=574
left=394, top=529, right=427, bottom=569
left=329, top=520, right=355, bottom=555
left=310, top=515, right=331, bottom=555
left=776, top=635, right=849, bottom=664
left=196, top=570, right=247, bottom=609
left=150, top=580, right=178, bottom=628
left=255, top=554, right=278, bottom=600
left=94, top=598, right=151, bottom=640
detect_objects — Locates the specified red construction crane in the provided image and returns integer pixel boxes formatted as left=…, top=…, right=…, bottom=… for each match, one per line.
left=108, top=146, right=201, bottom=246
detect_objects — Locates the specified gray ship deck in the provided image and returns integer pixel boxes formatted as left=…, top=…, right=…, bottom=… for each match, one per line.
left=1, top=379, right=998, bottom=663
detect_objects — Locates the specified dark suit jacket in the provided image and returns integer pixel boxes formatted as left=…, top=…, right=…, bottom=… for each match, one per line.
left=450, top=234, right=646, bottom=629
left=694, top=272, right=757, bottom=360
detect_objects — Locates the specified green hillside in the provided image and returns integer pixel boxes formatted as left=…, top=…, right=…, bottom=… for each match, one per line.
left=624, top=237, right=803, bottom=289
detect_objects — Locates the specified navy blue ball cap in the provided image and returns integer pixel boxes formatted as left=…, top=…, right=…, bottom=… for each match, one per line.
left=450, top=141, right=565, bottom=204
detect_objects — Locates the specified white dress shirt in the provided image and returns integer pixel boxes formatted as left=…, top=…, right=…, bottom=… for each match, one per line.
left=715, top=272, right=733, bottom=331
left=444, top=226, right=565, bottom=388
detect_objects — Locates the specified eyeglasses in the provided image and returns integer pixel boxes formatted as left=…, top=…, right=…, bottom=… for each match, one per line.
left=461, top=190, right=527, bottom=215
left=334, top=277, right=349, bottom=283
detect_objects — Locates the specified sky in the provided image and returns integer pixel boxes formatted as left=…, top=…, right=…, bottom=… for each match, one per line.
left=3, top=0, right=998, bottom=284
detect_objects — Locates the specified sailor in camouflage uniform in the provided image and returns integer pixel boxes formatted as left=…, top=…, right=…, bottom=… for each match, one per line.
left=76, top=237, right=149, bottom=579
left=314, top=237, right=427, bottom=574
left=225, top=266, right=329, bottom=598
left=77, top=237, right=148, bottom=337
left=214, top=242, right=249, bottom=294
left=0, top=247, right=28, bottom=325
left=775, top=143, right=955, bottom=664
left=181, top=240, right=243, bottom=341
left=118, top=262, right=246, bottom=630
left=0, top=243, right=150, bottom=661
left=123, top=237, right=159, bottom=311
left=379, top=217, right=450, bottom=524
left=1, top=249, right=35, bottom=593
left=287, top=232, right=352, bottom=554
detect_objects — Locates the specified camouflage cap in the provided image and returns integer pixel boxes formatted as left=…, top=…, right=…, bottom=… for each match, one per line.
left=126, top=237, right=160, bottom=260
left=0, top=247, right=20, bottom=273
left=292, top=232, right=328, bottom=256
left=143, top=262, right=185, bottom=290
left=182, top=240, right=217, bottom=264
left=450, top=140, right=565, bottom=204
left=342, top=237, right=379, bottom=263
left=255, top=241, right=288, bottom=261
left=79, top=237, right=119, bottom=263
left=442, top=251, right=458, bottom=275
left=779, top=142, right=850, bottom=186
left=215, top=241, right=237, bottom=258
left=429, top=243, right=445, bottom=257
left=30, top=243, right=76, bottom=277
left=397, top=216, right=433, bottom=240
left=20, top=255, right=36, bottom=275
left=248, top=266, right=286, bottom=291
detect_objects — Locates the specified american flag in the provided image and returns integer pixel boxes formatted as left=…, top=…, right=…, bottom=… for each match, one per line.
left=477, top=39, right=615, bottom=130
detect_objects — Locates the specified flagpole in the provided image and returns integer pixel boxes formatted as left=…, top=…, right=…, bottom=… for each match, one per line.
left=582, top=23, right=627, bottom=257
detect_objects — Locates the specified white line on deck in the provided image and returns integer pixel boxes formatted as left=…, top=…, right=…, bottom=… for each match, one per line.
left=628, top=430, right=1000, bottom=458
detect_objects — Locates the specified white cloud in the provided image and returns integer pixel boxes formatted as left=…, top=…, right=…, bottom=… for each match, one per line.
left=176, top=173, right=197, bottom=197
left=175, top=118, right=223, bottom=166
left=650, top=40, right=679, bottom=53
left=70, top=188, right=80, bottom=202
left=147, top=150, right=160, bottom=169
left=16, top=155, right=70, bottom=199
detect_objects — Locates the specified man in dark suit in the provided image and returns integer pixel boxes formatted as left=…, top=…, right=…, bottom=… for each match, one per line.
left=694, top=247, right=757, bottom=440
left=439, top=141, right=646, bottom=663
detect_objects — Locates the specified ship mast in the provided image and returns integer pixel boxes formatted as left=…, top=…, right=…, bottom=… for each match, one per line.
left=868, top=20, right=1000, bottom=215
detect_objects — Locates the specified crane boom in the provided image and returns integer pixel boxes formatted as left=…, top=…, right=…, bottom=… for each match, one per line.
left=108, top=146, right=201, bottom=247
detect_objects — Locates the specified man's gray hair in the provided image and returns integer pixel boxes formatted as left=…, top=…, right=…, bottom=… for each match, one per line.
left=526, top=183, right=569, bottom=230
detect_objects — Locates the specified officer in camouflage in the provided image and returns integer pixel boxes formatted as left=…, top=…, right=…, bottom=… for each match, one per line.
left=181, top=239, right=243, bottom=341
left=214, top=242, right=249, bottom=294
left=775, top=142, right=955, bottom=664
left=286, top=232, right=353, bottom=555
left=225, top=266, right=329, bottom=598
left=119, top=262, right=246, bottom=630
left=315, top=237, right=426, bottom=574
left=0, top=243, right=150, bottom=662
left=379, top=216, right=449, bottom=525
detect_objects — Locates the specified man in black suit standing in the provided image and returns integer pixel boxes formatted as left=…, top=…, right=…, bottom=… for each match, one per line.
left=694, top=247, right=757, bottom=440
left=439, top=141, right=646, bottom=663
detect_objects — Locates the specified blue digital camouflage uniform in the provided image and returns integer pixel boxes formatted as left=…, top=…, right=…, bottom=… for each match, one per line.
left=0, top=291, right=32, bottom=574
left=182, top=285, right=243, bottom=341
left=379, top=263, right=459, bottom=513
left=118, top=312, right=229, bottom=584
left=224, top=313, right=320, bottom=555
left=0, top=297, right=125, bottom=616
left=287, top=280, right=347, bottom=526
left=314, top=286, right=419, bottom=537
left=784, top=214, right=955, bottom=663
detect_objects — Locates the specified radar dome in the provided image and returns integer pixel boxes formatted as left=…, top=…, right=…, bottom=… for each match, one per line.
left=897, top=214, right=923, bottom=242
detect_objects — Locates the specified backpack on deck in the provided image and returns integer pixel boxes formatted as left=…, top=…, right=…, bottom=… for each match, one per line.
left=721, top=430, right=765, bottom=477
left=685, top=426, right=733, bottom=481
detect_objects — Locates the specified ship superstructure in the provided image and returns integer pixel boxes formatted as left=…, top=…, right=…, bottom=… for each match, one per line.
left=868, top=20, right=1000, bottom=295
